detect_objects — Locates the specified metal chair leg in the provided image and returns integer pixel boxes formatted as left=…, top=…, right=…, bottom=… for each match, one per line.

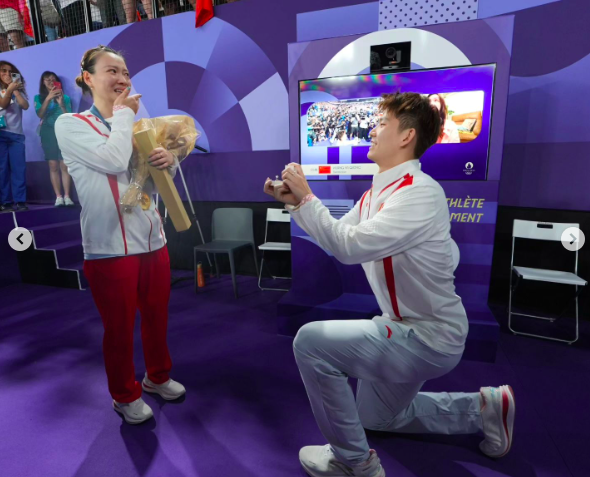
left=194, top=248, right=198, bottom=293
left=251, top=243, right=259, bottom=278
left=228, top=250, right=238, bottom=298
left=510, top=275, right=582, bottom=344
left=508, top=269, right=516, bottom=335
left=572, top=285, right=580, bottom=345
left=258, top=252, right=291, bottom=292
left=258, top=254, right=265, bottom=290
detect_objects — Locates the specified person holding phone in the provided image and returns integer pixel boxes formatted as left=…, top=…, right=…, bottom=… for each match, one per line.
left=0, top=61, right=29, bottom=212
left=35, top=71, right=74, bottom=207
left=55, top=45, right=186, bottom=424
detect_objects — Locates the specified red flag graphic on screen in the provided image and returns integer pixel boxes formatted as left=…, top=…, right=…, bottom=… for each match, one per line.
left=196, top=0, right=214, bottom=28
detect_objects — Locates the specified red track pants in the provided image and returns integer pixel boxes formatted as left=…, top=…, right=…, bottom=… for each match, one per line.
left=84, top=246, right=172, bottom=403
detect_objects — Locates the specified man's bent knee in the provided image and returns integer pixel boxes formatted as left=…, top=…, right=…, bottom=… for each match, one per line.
left=293, top=321, right=323, bottom=356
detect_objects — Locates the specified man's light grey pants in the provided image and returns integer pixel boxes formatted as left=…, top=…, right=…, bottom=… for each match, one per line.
left=293, top=318, right=482, bottom=466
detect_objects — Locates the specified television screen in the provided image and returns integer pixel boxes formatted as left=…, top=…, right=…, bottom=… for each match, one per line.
left=298, top=64, right=496, bottom=181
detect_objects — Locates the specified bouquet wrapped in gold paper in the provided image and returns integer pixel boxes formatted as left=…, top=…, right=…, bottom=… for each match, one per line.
left=120, top=116, right=200, bottom=213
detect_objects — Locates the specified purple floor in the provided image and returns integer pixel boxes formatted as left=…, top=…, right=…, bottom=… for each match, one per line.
left=1, top=276, right=589, bottom=477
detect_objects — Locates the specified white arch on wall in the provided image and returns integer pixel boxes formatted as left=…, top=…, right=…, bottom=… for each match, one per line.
left=319, top=29, right=471, bottom=78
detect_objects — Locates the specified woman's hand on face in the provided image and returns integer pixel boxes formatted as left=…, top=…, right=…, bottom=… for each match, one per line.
left=114, top=87, right=142, bottom=114
left=148, top=147, right=175, bottom=170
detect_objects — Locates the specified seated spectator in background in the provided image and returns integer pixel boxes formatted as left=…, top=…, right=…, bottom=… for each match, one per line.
left=35, top=71, right=74, bottom=207
left=0, top=61, right=29, bottom=212
left=428, top=94, right=460, bottom=144
left=0, top=0, right=34, bottom=51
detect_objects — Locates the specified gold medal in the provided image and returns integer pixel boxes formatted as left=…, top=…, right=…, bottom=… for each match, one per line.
left=140, top=192, right=151, bottom=210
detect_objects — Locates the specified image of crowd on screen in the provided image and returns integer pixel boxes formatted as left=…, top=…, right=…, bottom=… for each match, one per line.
left=306, top=100, right=380, bottom=147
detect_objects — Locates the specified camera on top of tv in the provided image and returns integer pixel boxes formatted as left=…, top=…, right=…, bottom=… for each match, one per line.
left=370, top=42, right=412, bottom=73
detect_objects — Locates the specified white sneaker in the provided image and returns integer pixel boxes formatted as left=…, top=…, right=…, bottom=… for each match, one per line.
left=299, top=445, right=385, bottom=477
left=64, top=197, right=75, bottom=206
left=112, top=397, right=153, bottom=425
left=54, top=196, right=64, bottom=207
left=142, top=373, right=186, bottom=400
left=480, top=385, right=515, bottom=458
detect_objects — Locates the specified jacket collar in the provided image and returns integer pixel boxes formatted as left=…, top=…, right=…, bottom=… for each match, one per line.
left=372, top=160, right=420, bottom=194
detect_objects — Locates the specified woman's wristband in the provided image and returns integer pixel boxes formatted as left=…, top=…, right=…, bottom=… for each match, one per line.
left=113, top=105, right=130, bottom=113
left=291, top=194, right=316, bottom=212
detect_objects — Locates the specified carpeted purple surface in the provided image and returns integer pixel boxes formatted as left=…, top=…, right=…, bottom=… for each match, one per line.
left=1, top=276, right=588, bottom=477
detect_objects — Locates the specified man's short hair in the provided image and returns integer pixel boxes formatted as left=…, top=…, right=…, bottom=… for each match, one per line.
left=379, top=92, right=441, bottom=158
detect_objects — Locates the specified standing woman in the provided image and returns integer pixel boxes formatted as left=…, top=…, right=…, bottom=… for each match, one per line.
left=55, top=46, right=185, bottom=425
left=0, top=61, right=29, bottom=212
left=35, top=71, right=75, bottom=207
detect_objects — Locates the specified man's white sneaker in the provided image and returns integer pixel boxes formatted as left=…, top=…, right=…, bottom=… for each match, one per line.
left=64, top=197, right=75, bottom=206
left=299, top=445, right=386, bottom=477
left=112, top=397, right=153, bottom=425
left=142, top=373, right=186, bottom=400
left=54, top=197, right=64, bottom=207
left=480, top=385, right=515, bottom=458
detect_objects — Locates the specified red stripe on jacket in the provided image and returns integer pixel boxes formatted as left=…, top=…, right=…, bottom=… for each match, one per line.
left=107, top=174, right=128, bottom=255
left=73, top=114, right=110, bottom=138
left=395, top=174, right=414, bottom=192
left=146, top=214, right=153, bottom=252
left=359, top=189, right=370, bottom=218
left=383, top=256, right=402, bottom=320
left=378, top=176, right=404, bottom=197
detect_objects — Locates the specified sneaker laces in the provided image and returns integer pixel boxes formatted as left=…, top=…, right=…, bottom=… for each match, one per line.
left=126, top=398, right=144, bottom=411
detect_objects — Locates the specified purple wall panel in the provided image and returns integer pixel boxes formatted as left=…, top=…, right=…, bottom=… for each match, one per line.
left=175, top=150, right=290, bottom=203
left=498, top=0, right=590, bottom=210
left=478, top=0, right=560, bottom=18
left=297, top=3, right=379, bottom=42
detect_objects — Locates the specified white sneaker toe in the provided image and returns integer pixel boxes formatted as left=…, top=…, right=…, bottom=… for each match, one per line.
left=113, top=397, right=153, bottom=425
left=142, top=374, right=186, bottom=400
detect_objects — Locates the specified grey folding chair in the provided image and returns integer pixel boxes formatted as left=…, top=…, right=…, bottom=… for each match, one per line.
left=508, top=219, right=587, bottom=344
left=258, top=208, right=292, bottom=291
left=194, top=208, right=259, bottom=298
